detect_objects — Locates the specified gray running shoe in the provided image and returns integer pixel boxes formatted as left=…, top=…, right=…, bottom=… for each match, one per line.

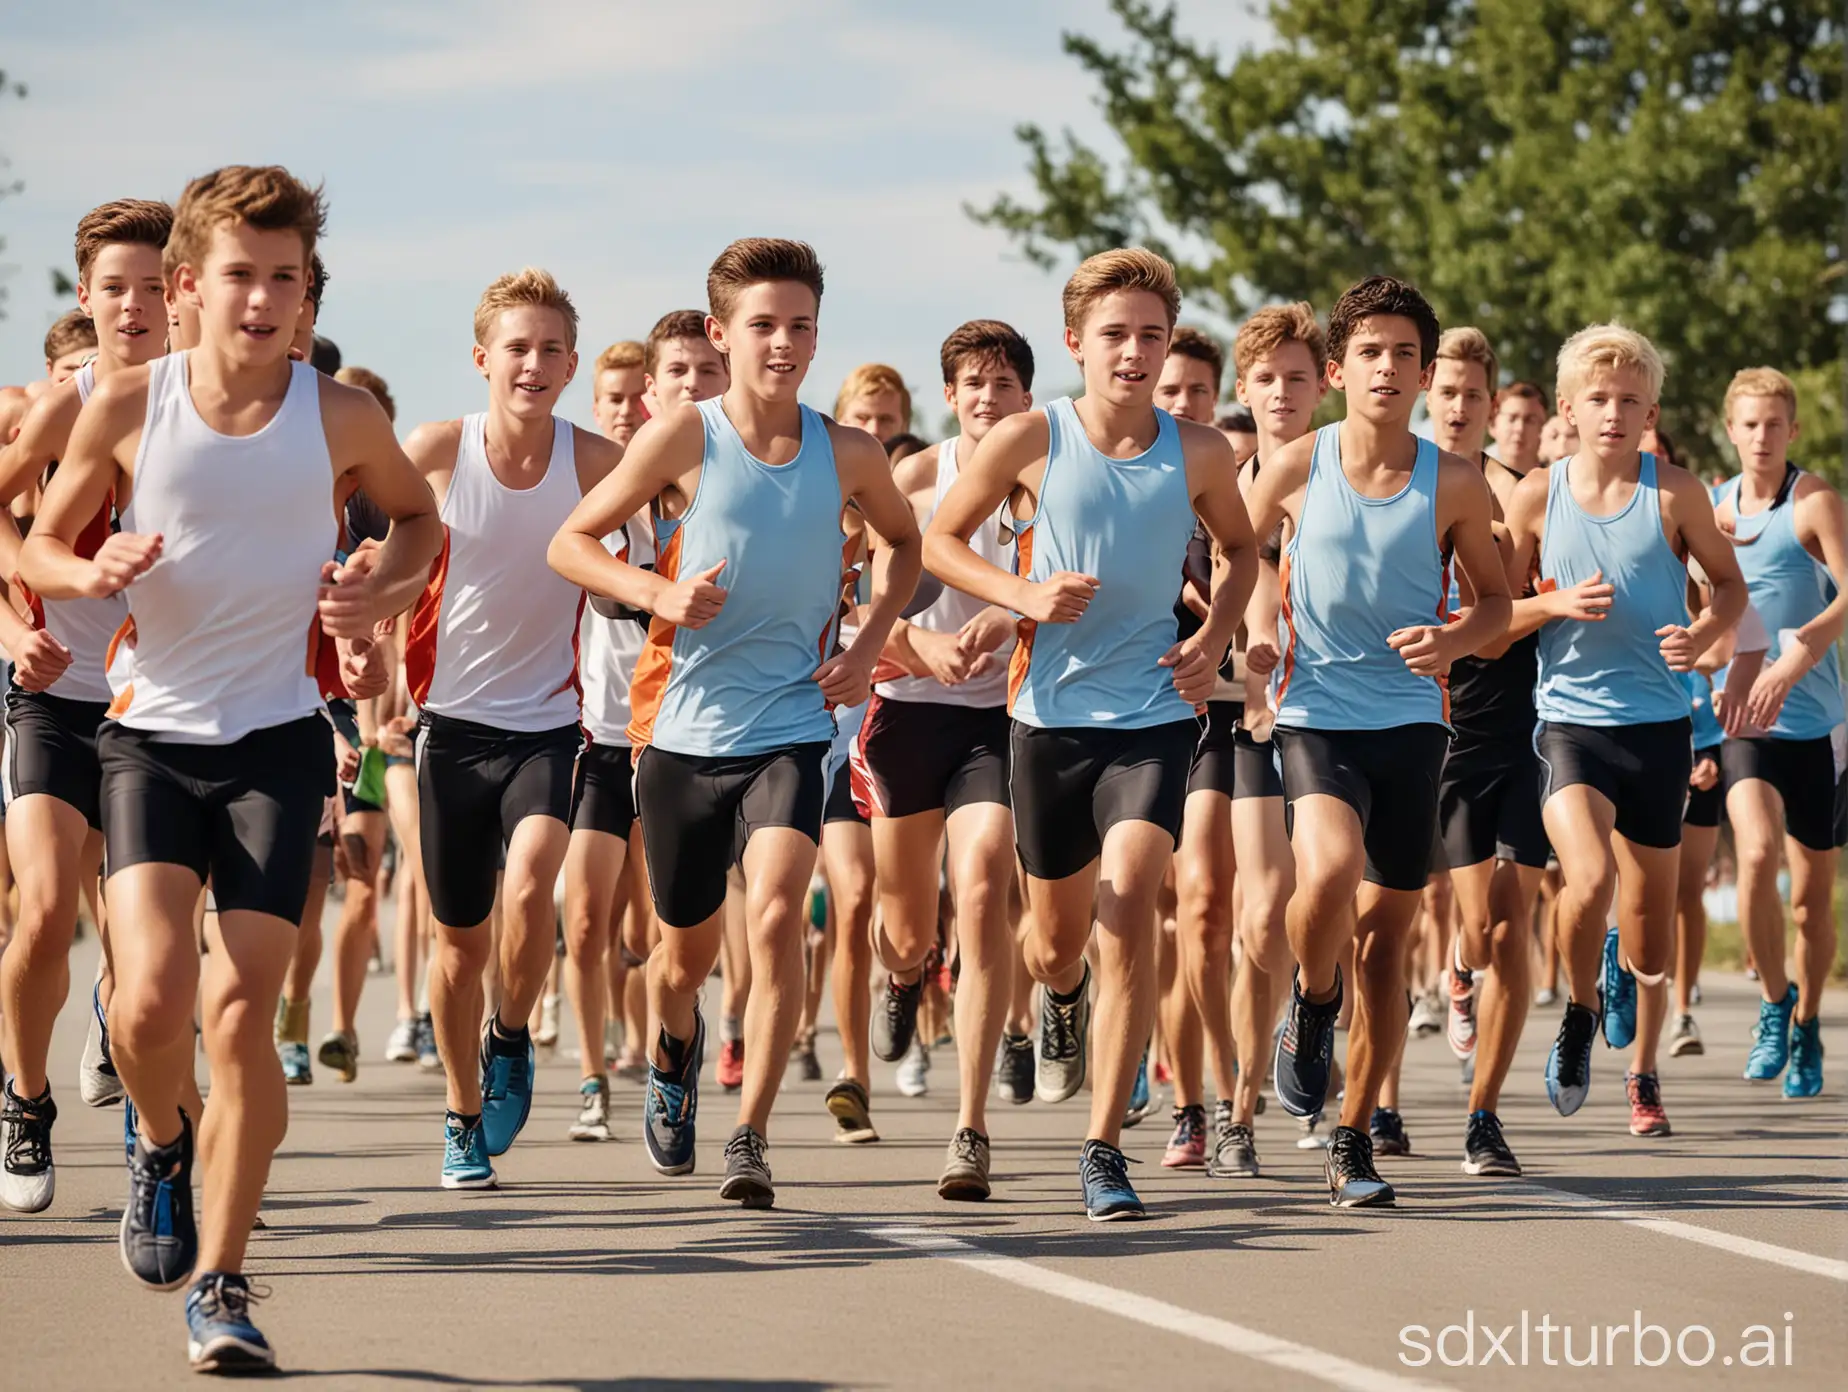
left=1036, top=965, right=1091, bottom=1104
left=1206, top=1101, right=1259, bottom=1178
left=1668, top=1012, right=1704, bottom=1057
left=937, top=1127, right=991, bottom=1201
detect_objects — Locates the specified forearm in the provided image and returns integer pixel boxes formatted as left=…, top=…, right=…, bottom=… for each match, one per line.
left=1203, top=547, right=1257, bottom=655
left=549, top=530, right=672, bottom=612
left=17, top=536, right=97, bottom=601
left=850, top=536, right=922, bottom=660
left=1683, top=575, right=1748, bottom=659
left=0, top=594, right=32, bottom=657
left=1794, top=592, right=1847, bottom=666
left=921, top=531, right=1027, bottom=613
left=881, top=620, right=931, bottom=678
left=362, top=516, right=445, bottom=618
left=1444, top=592, right=1511, bottom=659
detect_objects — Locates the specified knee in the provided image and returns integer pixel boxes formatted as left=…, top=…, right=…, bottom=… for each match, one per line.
left=111, top=979, right=195, bottom=1052
left=658, top=939, right=712, bottom=997
left=206, top=994, right=273, bottom=1054
left=1485, top=916, right=1525, bottom=966
left=438, top=930, right=490, bottom=974
left=1177, top=866, right=1233, bottom=939
left=1735, top=836, right=1779, bottom=883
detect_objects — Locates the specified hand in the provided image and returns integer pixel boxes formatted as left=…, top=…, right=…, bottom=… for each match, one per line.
left=957, top=605, right=1017, bottom=660
left=1159, top=635, right=1217, bottom=705
left=1020, top=571, right=1099, bottom=624
left=1654, top=623, right=1701, bottom=673
left=379, top=714, right=415, bottom=760
left=1689, top=756, right=1719, bottom=793
left=317, top=551, right=390, bottom=640
left=909, top=626, right=976, bottom=686
left=1244, top=634, right=1280, bottom=676
left=1547, top=570, right=1614, bottom=623
left=339, top=635, right=389, bottom=700
left=8, top=628, right=73, bottom=691
left=1388, top=624, right=1456, bottom=678
left=88, top=531, right=163, bottom=597
left=333, top=730, right=361, bottom=784
left=813, top=647, right=873, bottom=707
left=1745, top=651, right=1806, bottom=731
left=655, top=560, right=728, bottom=628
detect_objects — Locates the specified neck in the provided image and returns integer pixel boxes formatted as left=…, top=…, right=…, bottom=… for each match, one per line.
left=1578, top=445, right=1640, bottom=479
left=1073, top=390, right=1158, bottom=443
left=723, top=384, right=803, bottom=439
left=1739, top=455, right=1790, bottom=498
left=92, top=345, right=138, bottom=383
left=483, top=399, right=558, bottom=459
left=1436, top=429, right=1485, bottom=459
left=1255, top=423, right=1307, bottom=461
left=1338, top=412, right=1414, bottom=464
left=186, top=339, right=291, bottom=400
left=1503, top=445, right=1539, bottom=476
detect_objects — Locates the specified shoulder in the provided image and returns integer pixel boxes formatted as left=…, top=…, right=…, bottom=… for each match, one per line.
left=891, top=441, right=942, bottom=496
left=19, top=376, right=84, bottom=438
left=402, top=418, right=466, bottom=470
left=1175, top=417, right=1235, bottom=466
left=1434, top=446, right=1491, bottom=497
left=1259, top=429, right=1315, bottom=488
left=1507, top=463, right=1551, bottom=521
left=316, top=373, right=393, bottom=432
left=569, top=423, right=623, bottom=470
left=83, top=363, right=153, bottom=421
left=1655, top=459, right=1711, bottom=510
left=1792, top=470, right=1840, bottom=508
left=972, top=409, right=1050, bottom=465
left=822, top=414, right=889, bottom=472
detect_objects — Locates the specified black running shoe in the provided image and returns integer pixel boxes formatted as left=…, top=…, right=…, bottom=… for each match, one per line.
left=871, top=975, right=924, bottom=1063
left=121, top=1111, right=198, bottom=1290
left=1324, top=1125, right=1394, bottom=1207
left=1461, top=1108, right=1522, bottom=1176
left=1079, top=1138, right=1145, bottom=1221
left=1545, top=1000, right=1599, bottom=1116
left=1368, top=1106, right=1410, bottom=1157
left=1273, top=968, right=1341, bottom=1118
left=718, top=1125, right=774, bottom=1209
left=995, top=1032, right=1035, bottom=1105
left=0, top=1082, right=57, bottom=1213
left=643, top=1010, right=705, bottom=1176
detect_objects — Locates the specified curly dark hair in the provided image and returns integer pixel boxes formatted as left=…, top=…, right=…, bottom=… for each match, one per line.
left=1326, top=275, right=1439, bottom=369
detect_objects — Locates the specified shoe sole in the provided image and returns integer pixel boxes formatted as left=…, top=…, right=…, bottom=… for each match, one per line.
left=1330, top=1189, right=1396, bottom=1208
left=118, top=1210, right=194, bottom=1292
left=1207, top=1163, right=1260, bottom=1179
left=1161, top=1154, right=1206, bottom=1169
left=188, top=1337, right=276, bottom=1375
left=1086, top=1206, right=1147, bottom=1222
left=1669, top=1040, right=1704, bottom=1057
left=0, top=1174, right=55, bottom=1213
left=719, top=1177, right=775, bottom=1208
left=439, top=1171, right=498, bottom=1189
left=1629, top=1124, right=1672, bottom=1137
left=385, top=1050, right=418, bottom=1063
left=834, top=1127, right=880, bottom=1144
left=938, top=1177, right=990, bottom=1201
left=79, top=1075, right=126, bottom=1107
left=568, top=1127, right=611, bottom=1142
left=1461, top=1158, right=1522, bottom=1176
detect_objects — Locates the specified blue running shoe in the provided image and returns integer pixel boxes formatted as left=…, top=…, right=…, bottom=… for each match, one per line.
left=1545, top=1001, right=1599, bottom=1116
left=279, top=1041, right=312, bottom=1086
left=643, top=1008, right=705, bottom=1176
left=440, top=1111, right=496, bottom=1189
left=186, top=1271, right=274, bottom=1374
left=1600, top=927, right=1636, bottom=1049
left=1273, top=969, right=1341, bottom=1118
left=121, top=1111, right=197, bottom=1291
left=1783, top=1014, right=1823, bottom=1099
left=1745, top=985, right=1796, bottom=1081
left=123, top=1096, right=138, bottom=1162
left=1079, top=1139, right=1145, bottom=1221
left=1123, top=1049, right=1151, bottom=1128
left=479, top=1018, right=535, bottom=1157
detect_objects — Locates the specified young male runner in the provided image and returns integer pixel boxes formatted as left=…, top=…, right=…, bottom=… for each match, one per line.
left=1712, top=368, right=1845, bottom=1098
left=44, top=311, right=102, bottom=382
left=1501, top=325, right=1745, bottom=1136
left=836, top=363, right=911, bottom=443
left=1242, top=276, right=1511, bottom=1208
left=20, top=164, right=440, bottom=1373
left=0, top=199, right=170, bottom=1213
left=592, top=340, right=650, bottom=448
left=853, top=319, right=1033, bottom=1193
left=404, top=268, right=620, bottom=1187
left=925, top=248, right=1258, bottom=1221
left=550, top=238, right=922, bottom=1209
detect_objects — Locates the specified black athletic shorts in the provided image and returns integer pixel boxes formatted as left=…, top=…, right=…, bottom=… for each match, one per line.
left=415, top=711, right=577, bottom=928
left=1232, top=725, right=1285, bottom=801
left=571, top=740, right=638, bottom=840
left=1684, top=745, right=1724, bottom=830
left=1722, top=733, right=1846, bottom=852
left=325, top=701, right=383, bottom=819
left=98, top=714, right=333, bottom=920
left=1535, top=718, right=1692, bottom=851
left=1010, top=718, right=1198, bottom=881
left=3, top=687, right=108, bottom=830
left=854, top=696, right=1009, bottom=819
left=1272, top=723, right=1449, bottom=892
left=824, top=757, right=868, bottom=827
left=1439, top=733, right=1550, bottom=870
left=635, top=741, right=828, bottom=928
left=1187, top=700, right=1241, bottom=798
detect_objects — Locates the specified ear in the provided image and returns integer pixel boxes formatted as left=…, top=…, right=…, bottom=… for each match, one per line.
left=1643, top=401, right=1661, bottom=433
left=942, top=380, right=956, bottom=410
left=1325, top=359, right=1347, bottom=393
left=176, top=263, right=203, bottom=307
left=705, top=313, right=730, bottom=357
left=562, top=348, right=579, bottom=388
left=1418, top=359, right=1437, bottom=392
left=1063, top=325, right=1083, bottom=364
left=76, top=280, right=93, bottom=316
left=1021, top=391, right=1034, bottom=410
left=471, top=342, right=489, bottom=379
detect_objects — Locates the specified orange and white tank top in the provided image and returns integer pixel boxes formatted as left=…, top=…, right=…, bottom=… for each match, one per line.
left=578, top=514, right=654, bottom=746
left=111, top=352, right=335, bottom=742
left=406, top=413, right=585, bottom=732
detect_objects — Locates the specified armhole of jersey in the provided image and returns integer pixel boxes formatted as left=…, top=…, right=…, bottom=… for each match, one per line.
left=124, top=355, right=167, bottom=518
left=660, top=404, right=715, bottom=543
left=1009, top=406, right=1054, bottom=537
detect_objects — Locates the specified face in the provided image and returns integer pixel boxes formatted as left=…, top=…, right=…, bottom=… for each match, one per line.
left=1491, top=392, right=1547, bottom=467
left=175, top=222, right=308, bottom=368
left=48, top=349, right=93, bottom=381
left=77, top=242, right=166, bottom=368
left=1064, top=289, right=1169, bottom=408
left=472, top=304, right=578, bottom=418
left=1328, top=314, right=1432, bottom=426
left=1427, top=357, right=1492, bottom=454
left=839, top=385, right=907, bottom=442
left=1561, top=366, right=1658, bottom=462
left=1235, top=340, right=1325, bottom=449
left=1537, top=413, right=1577, bottom=462
left=942, top=355, right=1031, bottom=446
left=707, top=281, right=817, bottom=402
left=289, top=295, right=318, bottom=363
left=646, top=335, right=729, bottom=413
left=1224, top=426, right=1258, bottom=462
left=592, top=365, right=649, bottom=446
left=1153, top=353, right=1218, bottom=424
left=1725, top=394, right=1799, bottom=472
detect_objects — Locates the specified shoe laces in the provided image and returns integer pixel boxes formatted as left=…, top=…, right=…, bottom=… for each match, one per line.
left=444, top=1116, right=484, bottom=1163
left=1626, top=1072, right=1663, bottom=1110
left=129, top=1138, right=182, bottom=1230
left=1327, top=1126, right=1381, bottom=1181
left=2, top=1091, right=51, bottom=1171
left=724, top=1127, right=768, bottom=1170
left=950, top=1127, right=988, bottom=1165
left=649, top=1073, right=690, bottom=1123
left=192, top=1272, right=269, bottom=1325
left=1042, top=986, right=1084, bottom=1061
left=1468, top=1110, right=1507, bottom=1153
left=1080, top=1141, right=1136, bottom=1192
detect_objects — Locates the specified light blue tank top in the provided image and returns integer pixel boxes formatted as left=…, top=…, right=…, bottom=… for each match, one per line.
left=1008, top=398, right=1197, bottom=729
left=1687, top=670, right=1723, bottom=749
left=1718, top=473, right=1843, bottom=741
left=634, top=399, right=846, bottom=756
left=1272, top=425, right=1448, bottom=730
left=1534, top=453, right=1690, bottom=727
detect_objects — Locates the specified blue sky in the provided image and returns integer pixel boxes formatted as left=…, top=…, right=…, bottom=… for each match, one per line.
left=1, top=1, right=1265, bottom=435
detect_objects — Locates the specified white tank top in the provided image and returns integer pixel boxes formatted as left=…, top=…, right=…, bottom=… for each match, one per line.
left=406, top=413, right=584, bottom=732
left=112, top=353, right=335, bottom=741
left=876, top=436, right=1015, bottom=708
left=578, top=514, right=654, bottom=746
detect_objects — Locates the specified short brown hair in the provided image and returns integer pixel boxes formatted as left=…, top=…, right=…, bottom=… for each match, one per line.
left=939, top=319, right=1035, bottom=390
left=594, top=340, right=643, bottom=375
left=1499, top=379, right=1548, bottom=413
left=473, top=267, right=579, bottom=351
left=44, top=309, right=98, bottom=364
left=335, top=366, right=395, bottom=422
left=645, top=309, right=712, bottom=375
left=1436, top=326, right=1499, bottom=392
left=1167, top=326, right=1225, bottom=391
left=1233, top=302, right=1325, bottom=378
left=1062, top=248, right=1180, bottom=332
left=166, top=165, right=325, bottom=282
left=74, top=199, right=173, bottom=285
left=1327, top=276, right=1440, bottom=368
left=835, top=363, right=911, bottom=424
left=707, top=238, right=824, bottom=324
left=1723, top=366, right=1798, bottom=424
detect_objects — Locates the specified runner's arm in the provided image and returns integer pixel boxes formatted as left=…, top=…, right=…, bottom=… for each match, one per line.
left=19, top=374, right=150, bottom=601
left=323, top=384, right=443, bottom=626
left=838, top=424, right=922, bottom=670
left=1666, top=466, right=1747, bottom=661
left=0, top=384, right=79, bottom=508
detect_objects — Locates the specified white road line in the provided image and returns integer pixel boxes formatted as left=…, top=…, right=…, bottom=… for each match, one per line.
left=1517, top=1182, right=1848, bottom=1282
left=863, top=1225, right=1443, bottom=1392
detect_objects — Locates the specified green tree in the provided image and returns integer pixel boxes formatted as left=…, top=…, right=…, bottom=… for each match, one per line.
left=976, top=0, right=1844, bottom=482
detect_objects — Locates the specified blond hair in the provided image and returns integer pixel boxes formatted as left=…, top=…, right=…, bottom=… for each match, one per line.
left=335, top=366, right=396, bottom=422
left=1437, top=326, right=1499, bottom=392
left=1722, top=366, right=1798, bottom=424
left=1556, top=323, right=1665, bottom=405
left=1233, top=302, right=1325, bottom=378
left=595, top=340, right=644, bottom=375
left=835, top=363, right=911, bottom=424
left=473, top=267, right=579, bottom=350
left=1062, top=248, right=1180, bottom=332
left=166, top=165, right=324, bottom=283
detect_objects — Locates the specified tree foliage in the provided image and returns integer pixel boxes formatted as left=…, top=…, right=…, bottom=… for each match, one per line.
left=975, top=0, right=1844, bottom=481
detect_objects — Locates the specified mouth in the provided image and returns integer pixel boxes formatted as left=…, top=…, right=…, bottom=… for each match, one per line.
left=239, top=323, right=277, bottom=340
left=767, top=362, right=797, bottom=376
left=514, top=382, right=548, bottom=395
left=1114, top=370, right=1147, bottom=383
left=118, top=324, right=149, bottom=338
left=1370, top=386, right=1400, bottom=398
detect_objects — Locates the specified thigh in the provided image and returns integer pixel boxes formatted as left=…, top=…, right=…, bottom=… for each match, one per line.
left=500, top=728, right=577, bottom=844
left=634, top=747, right=738, bottom=929
left=740, top=824, right=823, bottom=937
left=1175, top=787, right=1235, bottom=906
left=1097, top=817, right=1178, bottom=937
left=1766, top=737, right=1839, bottom=853
left=4, top=790, right=91, bottom=903
left=942, top=706, right=1012, bottom=819
left=565, top=828, right=626, bottom=931
left=104, top=861, right=209, bottom=1006
left=944, top=799, right=1016, bottom=912
left=1537, top=721, right=1620, bottom=821
left=416, top=718, right=505, bottom=929
left=97, top=723, right=213, bottom=887
left=1231, top=726, right=1285, bottom=801
left=871, top=810, right=943, bottom=919
left=1353, top=724, right=1447, bottom=892
left=1094, top=718, right=1198, bottom=849
left=1541, top=782, right=1619, bottom=890
left=337, top=808, right=388, bottom=886
left=212, top=719, right=334, bottom=922
left=1610, top=721, right=1691, bottom=850
left=1009, top=722, right=1104, bottom=880
left=738, top=742, right=828, bottom=859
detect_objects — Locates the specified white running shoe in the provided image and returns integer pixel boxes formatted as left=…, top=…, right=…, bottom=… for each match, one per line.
left=895, top=1040, right=931, bottom=1098
left=568, top=1078, right=612, bottom=1142
left=1408, top=989, right=1444, bottom=1038
left=1534, top=986, right=1558, bottom=1008
left=384, top=1019, right=418, bottom=1064
left=535, top=994, right=561, bottom=1049
left=79, top=983, right=126, bottom=1107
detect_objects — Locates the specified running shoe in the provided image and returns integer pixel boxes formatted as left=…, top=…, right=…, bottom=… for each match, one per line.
left=535, top=993, right=561, bottom=1049
left=1123, top=1049, right=1151, bottom=1127
left=1625, top=1071, right=1671, bottom=1136
left=414, top=1013, right=441, bottom=1071
left=1206, top=1102, right=1259, bottom=1178
left=384, top=1018, right=418, bottom=1063
left=1273, top=968, right=1341, bottom=1118
left=1408, top=988, right=1443, bottom=1038
left=895, top=1039, right=931, bottom=1098
left=1324, top=1125, right=1394, bottom=1207
left=1784, top=1015, right=1823, bottom=1099
left=80, top=980, right=125, bottom=1106
left=719, top=1125, right=774, bottom=1209
left=1296, top=1111, right=1331, bottom=1149
left=123, top=1097, right=138, bottom=1162
left=1668, top=1012, right=1704, bottom=1058
left=276, top=999, right=311, bottom=1084
left=1534, top=986, right=1558, bottom=1007
left=1745, top=964, right=1760, bottom=982
left=1079, top=1138, right=1144, bottom=1221
left=0, top=1082, right=57, bottom=1212
left=994, top=1032, right=1035, bottom=1105
left=1691, top=982, right=1703, bottom=1006
left=317, top=1030, right=359, bottom=1084
left=479, top=1019, right=535, bottom=1157
left=1037, top=965, right=1091, bottom=1103
left=643, top=1011, right=704, bottom=1175
left=791, top=1035, right=823, bottom=1083
left=1161, top=1104, right=1207, bottom=1168
left=440, top=1112, right=496, bottom=1189
left=937, top=1127, right=991, bottom=1201
left=1446, top=965, right=1477, bottom=1060
left=186, top=1271, right=274, bottom=1375
left=614, top=1049, right=648, bottom=1084
left=1745, top=985, right=1796, bottom=1081
left=1368, top=1106, right=1410, bottom=1157
left=122, top=1111, right=197, bottom=1290
left=568, top=1076, right=611, bottom=1142
left=1461, top=1109, right=1522, bottom=1176
left=1600, top=926, right=1636, bottom=1049
left=1544, top=1000, right=1599, bottom=1116
left=871, top=974, right=924, bottom=1063
left=825, top=1078, right=879, bottom=1143
left=717, top=1038, right=745, bottom=1093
